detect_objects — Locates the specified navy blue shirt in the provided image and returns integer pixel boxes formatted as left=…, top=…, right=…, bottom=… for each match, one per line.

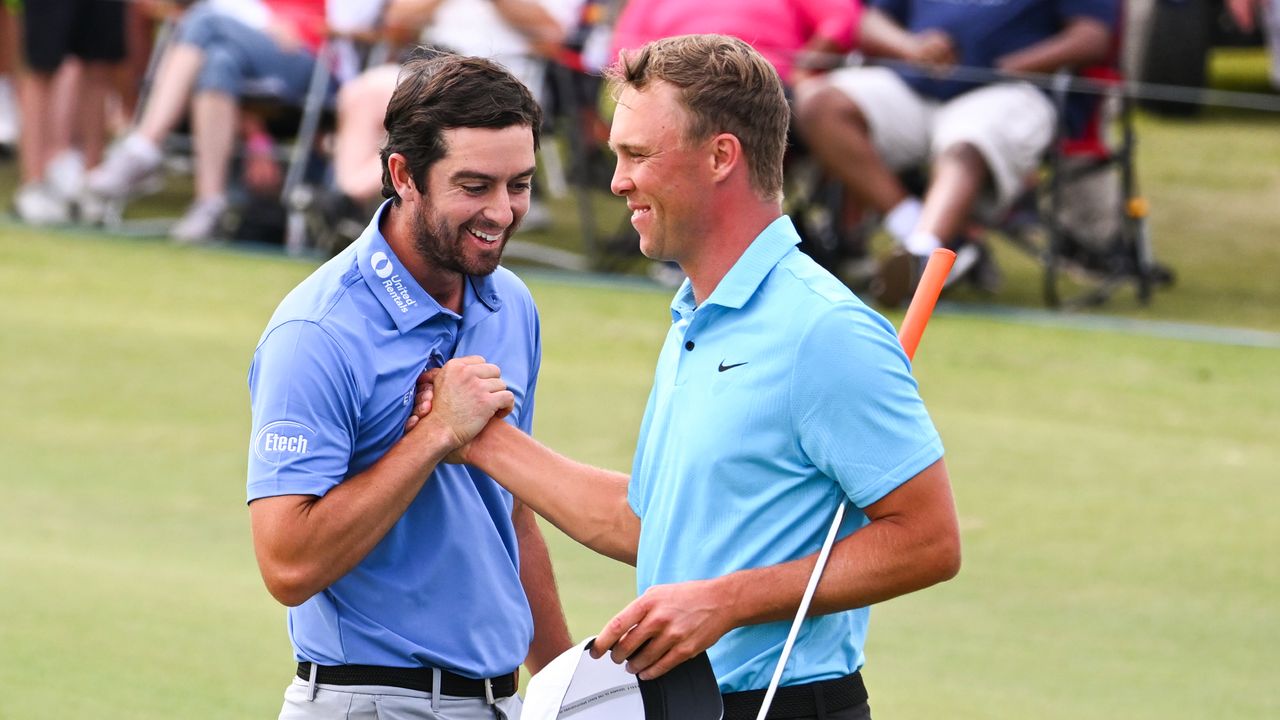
left=247, top=201, right=541, bottom=676
left=873, top=0, right=1117, bottom=101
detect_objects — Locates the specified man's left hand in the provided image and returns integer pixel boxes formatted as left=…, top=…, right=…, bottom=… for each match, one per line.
left=590, top=578, right=734, bottom=680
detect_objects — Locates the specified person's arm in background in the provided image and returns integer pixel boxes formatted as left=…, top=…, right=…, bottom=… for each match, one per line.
left=858, top=5, right=956, bottom=68
left=515, top=499, right=574, bottom=673
left=381, top=0, right=448, bottom=47
left=492, top=0, right=569, bottom=57
left=792, top=0, right=860, bottom=84
left=995, top=16, right=1112, bottom=74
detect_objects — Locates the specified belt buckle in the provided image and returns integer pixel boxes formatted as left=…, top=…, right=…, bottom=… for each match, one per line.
left=484, top=677, right=495, bottom=705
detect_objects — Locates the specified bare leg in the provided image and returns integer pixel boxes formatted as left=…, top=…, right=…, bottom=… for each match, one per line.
left=914, top=143, right=988, bottom=242
left=79, top=63, right=117, bottom=167
left=190, top=89, right=236, bottom=200
left=333, top=64, right=399, bottom=204
left=136, top=43, right=204, bottom=146
left=17, top=72, right=54, bottom=183
left=794, top=83, right=908, bottom=215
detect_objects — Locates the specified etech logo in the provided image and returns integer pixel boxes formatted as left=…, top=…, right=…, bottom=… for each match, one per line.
left=254, top=421, right=318, bottom=464
left=370, top=251, right=394, bottom=279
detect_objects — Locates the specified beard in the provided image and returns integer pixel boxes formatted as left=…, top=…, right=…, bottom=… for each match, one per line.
left=410, top=201, right=515, bottom=278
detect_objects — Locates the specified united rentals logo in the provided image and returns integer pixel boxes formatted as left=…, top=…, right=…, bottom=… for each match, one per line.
left=370, top=250, right=417, bottom=314
left=254, top=421, right=318, bottom=464
left=370, top=251, right=394, bottom=279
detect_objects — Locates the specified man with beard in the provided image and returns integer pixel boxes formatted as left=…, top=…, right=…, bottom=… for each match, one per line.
left=245, top=52, right=571, bottom=720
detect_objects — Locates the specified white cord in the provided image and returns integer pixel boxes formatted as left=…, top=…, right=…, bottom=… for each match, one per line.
left=754, top=500, right=848, bottom=720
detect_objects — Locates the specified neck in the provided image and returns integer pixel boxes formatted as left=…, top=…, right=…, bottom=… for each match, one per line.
left=382, top=201, right=466, bottom=314
left=683, top=196, right=781, bottom=305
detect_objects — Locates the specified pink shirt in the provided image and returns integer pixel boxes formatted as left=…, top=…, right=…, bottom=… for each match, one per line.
left=610, top=0, right=860, bottom=83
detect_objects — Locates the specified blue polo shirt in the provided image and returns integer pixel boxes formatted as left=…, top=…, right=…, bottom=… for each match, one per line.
left=246, top=201, right=541, bottom=677
left=628, top=216, right=943, bottom=693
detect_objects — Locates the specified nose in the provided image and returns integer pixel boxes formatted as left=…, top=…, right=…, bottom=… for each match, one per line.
left=610, top=161, right=633, bottom=197
left=483, top=187, right=516, bottom=228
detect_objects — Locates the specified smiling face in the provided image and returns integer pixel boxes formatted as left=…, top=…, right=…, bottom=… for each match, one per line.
left=409, top=124, right=536, bottom=278
left=609, top=81, right=712, bottom=265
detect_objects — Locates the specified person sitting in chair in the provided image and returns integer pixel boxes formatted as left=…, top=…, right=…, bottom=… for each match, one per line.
left=793, top=0, right=1117, bottom=305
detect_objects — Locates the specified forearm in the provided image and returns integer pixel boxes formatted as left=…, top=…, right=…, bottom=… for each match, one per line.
left=468, top=421, right=640, bottom=564
left=383, top=0, right=445, bottom=43
left=492, top=0, right=565, bottom=53
left=516, top=503, right=573, bottom=673
left=250, top=422, right=456, bottom=606
left=715, top=461, right=961, bottom=628
left=996, top=18, right=1112, bottom=74
left=858, top=9, right=920, bottom=60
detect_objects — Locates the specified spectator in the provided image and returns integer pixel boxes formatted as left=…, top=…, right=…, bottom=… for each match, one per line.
left=794, top=0, right=1116, bottom=305
left=85, top=0, right=329, bottom=243
left=12, top=0, right=125, bottom=225
left=0, top=0, right=18, bottom=155
left=610, top=0, right=860, bottom=86
left=328, top=0, right=582, bottom=225
left=1228, top=0, right=1280, bottom=89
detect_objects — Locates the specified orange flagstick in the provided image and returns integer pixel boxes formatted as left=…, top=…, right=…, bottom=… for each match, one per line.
left=898, top=248, right=956, bottom=360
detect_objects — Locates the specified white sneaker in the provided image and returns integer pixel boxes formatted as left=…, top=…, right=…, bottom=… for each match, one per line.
left=171, top=196, right=228, bottom=243
left=45, top=149, right=86, bottom=201
left=86, top=134, right=164, bottom=200
left=13, top=182, right=71, bottom=225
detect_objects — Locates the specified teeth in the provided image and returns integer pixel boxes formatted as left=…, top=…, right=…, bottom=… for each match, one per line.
left=468, top=227, right=500, bottom=243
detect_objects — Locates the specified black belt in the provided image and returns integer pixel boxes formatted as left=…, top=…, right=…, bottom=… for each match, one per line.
left=296, top=662, right=517, bottom=700
left=722, top=672, right=868, bottom=720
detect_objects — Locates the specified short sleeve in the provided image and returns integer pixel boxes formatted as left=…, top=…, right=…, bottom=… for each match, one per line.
left=246, top=320, right=361, bottom=503
left=792, top=304, right=943, bottom=508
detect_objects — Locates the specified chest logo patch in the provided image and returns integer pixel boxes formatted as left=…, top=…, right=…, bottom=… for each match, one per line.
left=718, top=360, right=749, bottom=372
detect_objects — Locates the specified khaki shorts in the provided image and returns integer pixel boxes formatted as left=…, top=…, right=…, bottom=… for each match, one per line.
left=827, top=66, right=1056, bottom=210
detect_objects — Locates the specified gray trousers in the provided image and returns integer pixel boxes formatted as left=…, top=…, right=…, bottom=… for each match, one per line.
left=279, top=678, right=523, bottom=720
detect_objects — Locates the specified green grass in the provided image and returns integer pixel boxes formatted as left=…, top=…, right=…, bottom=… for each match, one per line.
left=1, top=228, right=1277, bottom=718
left=2, top=57, right=1279, bottom=715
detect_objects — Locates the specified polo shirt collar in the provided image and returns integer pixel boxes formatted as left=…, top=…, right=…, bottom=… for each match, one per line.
left=356, top=200, right=503, bottom=333
left=670, top=215, right=799, bottom=317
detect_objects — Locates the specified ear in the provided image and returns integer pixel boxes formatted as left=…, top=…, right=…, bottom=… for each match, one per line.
left=708, top=133, right=742, bottom=185
left=388, top=152, right=417, bottom=201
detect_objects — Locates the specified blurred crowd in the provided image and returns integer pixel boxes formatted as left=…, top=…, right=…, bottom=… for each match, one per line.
left=0, top=0, right=1268, bottom=298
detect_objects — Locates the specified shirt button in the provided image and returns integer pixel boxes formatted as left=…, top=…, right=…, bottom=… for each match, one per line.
left=685, top=341, right=695, bottom=351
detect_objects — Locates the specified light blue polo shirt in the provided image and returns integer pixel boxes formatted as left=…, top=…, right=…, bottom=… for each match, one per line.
left=628, top=216, right=943, bottom=693
left=246, top=201, right=541, bottom=678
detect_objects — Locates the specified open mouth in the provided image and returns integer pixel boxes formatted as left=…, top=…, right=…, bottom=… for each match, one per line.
left=466, top=226, right=502, bottom=245
left=629, top=206, right=651, bottom=223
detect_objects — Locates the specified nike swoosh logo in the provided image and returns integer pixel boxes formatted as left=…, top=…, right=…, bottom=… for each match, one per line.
left=718, top=361, right=748, bottom=372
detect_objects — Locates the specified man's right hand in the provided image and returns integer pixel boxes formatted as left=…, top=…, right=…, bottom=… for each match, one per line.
left=410, top=356, right=513, bottom=454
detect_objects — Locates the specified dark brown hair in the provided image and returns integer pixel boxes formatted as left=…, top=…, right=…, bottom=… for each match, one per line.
left=380, top=50, right=543, bottom=204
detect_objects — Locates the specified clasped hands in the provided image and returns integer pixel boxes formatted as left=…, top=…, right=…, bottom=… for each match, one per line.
left=404, top=359, right=738, bottom=680
left=404, top=356, right=512, bottom=460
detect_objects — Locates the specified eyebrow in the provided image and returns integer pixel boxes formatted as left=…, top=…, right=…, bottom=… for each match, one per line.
left=450, top=166, right=537, bottom=183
